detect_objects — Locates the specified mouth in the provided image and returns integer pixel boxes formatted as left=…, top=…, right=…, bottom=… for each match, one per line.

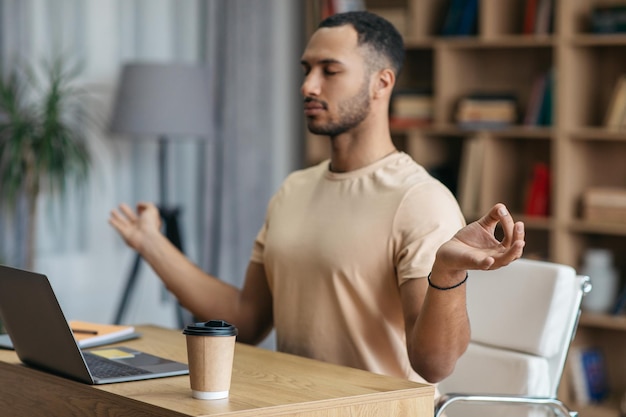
left=304, top=98, right=326, bottom=116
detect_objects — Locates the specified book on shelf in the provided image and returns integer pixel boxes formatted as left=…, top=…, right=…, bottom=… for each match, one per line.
left=611, top=284, right=626, bottom=315
left=569, top=346, right=610, bottom=405
left=457, top=0, right=478, bottom=36
left=582, top=187, right=626, bottom=224
left=524, top=162, right=550, bottom=217
left=522, top=0, right=539, bottom=34
left=523, top=72, right=548, bottom=125
left=539, top=74, right=553, bottom=126
left=522, top=0, right=553, bottom=35
left=455, top=93, right=518, bottom=129
left=604, top=75, right=626, bottom=131
left=320, top=0, right=365, bottom=19
left=525, top=69, right=554, bottom=127
left=534, top=0, right=554, bottom=35
left=390, top=90, right=433, bottom=128
left=457, top=133, right=486, bottom=216
left=591, top=5, right=626, bottom=34
left=440, top=0, right=478, bottom=37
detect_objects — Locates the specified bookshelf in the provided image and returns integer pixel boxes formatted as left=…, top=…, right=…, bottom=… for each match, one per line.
left=304, top=1, right=626, bottom=416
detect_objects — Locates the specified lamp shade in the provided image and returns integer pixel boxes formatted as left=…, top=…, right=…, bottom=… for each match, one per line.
left=109, top=62, right=211, bottom=138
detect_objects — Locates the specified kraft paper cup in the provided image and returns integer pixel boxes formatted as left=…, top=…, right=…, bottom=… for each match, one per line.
left=183, top=320, right=238, bottom=400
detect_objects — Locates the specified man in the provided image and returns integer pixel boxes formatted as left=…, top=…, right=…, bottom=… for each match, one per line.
left=109, top=11, right=525, bottom=386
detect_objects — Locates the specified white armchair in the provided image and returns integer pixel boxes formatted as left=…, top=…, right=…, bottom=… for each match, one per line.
left=435, top=258, right=591, bottom=417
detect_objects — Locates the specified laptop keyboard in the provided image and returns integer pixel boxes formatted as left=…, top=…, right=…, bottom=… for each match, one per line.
left=84, top=352, right=151, bottom=379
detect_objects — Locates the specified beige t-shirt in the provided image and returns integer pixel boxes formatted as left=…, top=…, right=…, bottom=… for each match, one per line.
left=250, top=152, right=465, bottom=384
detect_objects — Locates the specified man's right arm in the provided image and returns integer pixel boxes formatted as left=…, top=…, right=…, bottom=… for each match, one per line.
left=109, top=202, right=273, bottom=345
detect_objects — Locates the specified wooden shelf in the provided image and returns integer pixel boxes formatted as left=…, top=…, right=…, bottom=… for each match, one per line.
left=436, top=36, right=555, bottom=49
left=575, top=401, right=621, bottom=417
left=570, top=128, right=626, bottom=141
left=579, top=312, right=626, bottom=331
left=570, top=34, right=626, bottom=47
left=569, top=220, right=626, bottom=237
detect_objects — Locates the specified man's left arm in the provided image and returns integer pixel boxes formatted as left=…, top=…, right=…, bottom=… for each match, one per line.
left=400, top=203, right=525, bottom=383
left=400, top=272, right=470, bottom=384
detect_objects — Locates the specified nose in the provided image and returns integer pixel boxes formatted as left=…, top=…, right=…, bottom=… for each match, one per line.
left=301, top=71, right=320, bottom=97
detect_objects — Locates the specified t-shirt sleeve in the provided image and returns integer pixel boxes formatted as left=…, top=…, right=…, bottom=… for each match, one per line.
left=250, top=187, right=282, bottom=264
left=250, top=222, right=266, bottom=264
left=393, top=181, right=466, bottom=285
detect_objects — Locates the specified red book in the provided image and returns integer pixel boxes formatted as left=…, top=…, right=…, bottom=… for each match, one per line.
left=321, top=0, right=336, bottom=19
left=523, top=0, right=539, bottom=34
left=525, top=163, right=550, bottom=216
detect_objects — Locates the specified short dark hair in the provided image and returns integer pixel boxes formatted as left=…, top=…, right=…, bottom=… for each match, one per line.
left=318, top=11, right=405, bottom=76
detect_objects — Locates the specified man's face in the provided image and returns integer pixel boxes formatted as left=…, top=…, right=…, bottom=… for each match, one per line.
left=300, top=25, right=371, bottom=136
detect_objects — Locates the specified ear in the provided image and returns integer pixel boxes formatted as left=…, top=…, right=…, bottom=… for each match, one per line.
left=372, top=68, right=395, bottom=100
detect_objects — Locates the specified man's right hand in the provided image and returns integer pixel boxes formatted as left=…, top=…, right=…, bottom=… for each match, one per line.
left=108, top=202, right=162, bottom=253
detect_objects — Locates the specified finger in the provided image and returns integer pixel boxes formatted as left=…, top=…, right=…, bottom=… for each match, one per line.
left=480, top=203, right=505, bottom=228
left=497, top=204, right=516, bottom=248
left=487, top=203, right=515, bottom=247
left=119, top=203, right=138, bottom=221
left=136, top=201, right=156, bottom=215
left=108, top=215, right=129, bottom=235
left=490, top=240, right=525, bottom=269
left=514, top=221, right=525, bottom=244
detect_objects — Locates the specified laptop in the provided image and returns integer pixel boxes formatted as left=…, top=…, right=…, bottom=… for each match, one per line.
left=0, top=265, right=189, bottom=384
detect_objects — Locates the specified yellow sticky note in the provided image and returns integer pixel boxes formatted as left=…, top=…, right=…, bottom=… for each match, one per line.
left=91, top=348, right=135, bottom=359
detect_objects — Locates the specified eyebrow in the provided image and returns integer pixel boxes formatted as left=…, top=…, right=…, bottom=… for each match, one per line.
left=300, top=58, right=344, bottom=67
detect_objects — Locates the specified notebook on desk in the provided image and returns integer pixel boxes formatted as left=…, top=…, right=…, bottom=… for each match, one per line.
left=0, top=265, right=189, bottom=384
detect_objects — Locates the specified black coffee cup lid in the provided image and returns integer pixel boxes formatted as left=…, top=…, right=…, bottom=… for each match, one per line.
left=183, top=320, right=238, bottom=336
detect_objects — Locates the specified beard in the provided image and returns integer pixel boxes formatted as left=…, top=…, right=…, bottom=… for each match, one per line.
left=306, top=80, right=371, bottom=137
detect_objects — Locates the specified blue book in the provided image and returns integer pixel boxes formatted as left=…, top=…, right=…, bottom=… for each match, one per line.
left=440, top=0, right=467, bottom=36
left=457, top=0, right=478, bottom=36
left=581, top=348, right=610, bottom=403
left=537, top=70, right=554, bottom=126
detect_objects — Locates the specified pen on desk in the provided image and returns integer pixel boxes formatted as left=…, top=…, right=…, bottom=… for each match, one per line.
left=71, top=328, right=98, bottom=335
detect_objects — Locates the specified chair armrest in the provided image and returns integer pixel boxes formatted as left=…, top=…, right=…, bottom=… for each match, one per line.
left=434, top=393, right=577, bottom=417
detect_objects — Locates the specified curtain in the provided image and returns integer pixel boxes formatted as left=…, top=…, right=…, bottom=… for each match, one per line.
left=0, top=0, right=302, bottom=339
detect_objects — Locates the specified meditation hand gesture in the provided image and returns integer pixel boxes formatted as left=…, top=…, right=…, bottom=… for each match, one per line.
left=435, top=203, right=525, bottom=273
left=108, top=202, right=163, bottom=253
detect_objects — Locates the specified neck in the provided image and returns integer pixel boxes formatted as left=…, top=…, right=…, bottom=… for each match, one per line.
left=328, top=138, right=397, bottom=173
left=327, top=115, right=396, bottom=173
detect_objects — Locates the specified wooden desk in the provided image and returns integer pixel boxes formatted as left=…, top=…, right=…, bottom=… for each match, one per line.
left=0, top=325, right=433, bottom=416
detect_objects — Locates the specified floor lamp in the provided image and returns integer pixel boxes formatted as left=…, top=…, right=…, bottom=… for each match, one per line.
left=108, top=62, right=211, bottom=326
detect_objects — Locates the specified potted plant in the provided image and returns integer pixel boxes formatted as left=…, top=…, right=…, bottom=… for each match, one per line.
left=0, top=56, right=91, bottom=270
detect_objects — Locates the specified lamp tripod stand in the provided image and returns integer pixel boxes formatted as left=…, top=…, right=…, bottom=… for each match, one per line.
left=113, top=138, right=193, bottom=327
left=108, top=62, right=210, bottom=327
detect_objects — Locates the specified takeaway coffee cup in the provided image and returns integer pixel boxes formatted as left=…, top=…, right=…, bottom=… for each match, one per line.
left=183, top=320, right=238, bottom=400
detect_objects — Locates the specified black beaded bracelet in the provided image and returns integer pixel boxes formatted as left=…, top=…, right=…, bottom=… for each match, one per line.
left=427, top=271, right=469, bottom=291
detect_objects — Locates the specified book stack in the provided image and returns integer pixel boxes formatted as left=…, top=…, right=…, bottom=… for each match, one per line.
left=582, top=187, right=626, bottom=224
left=455, top=93, right=518, bottom=129
left=390, top=91, right=433, bottom=129
left=604, top=75, right=626, bottom=131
